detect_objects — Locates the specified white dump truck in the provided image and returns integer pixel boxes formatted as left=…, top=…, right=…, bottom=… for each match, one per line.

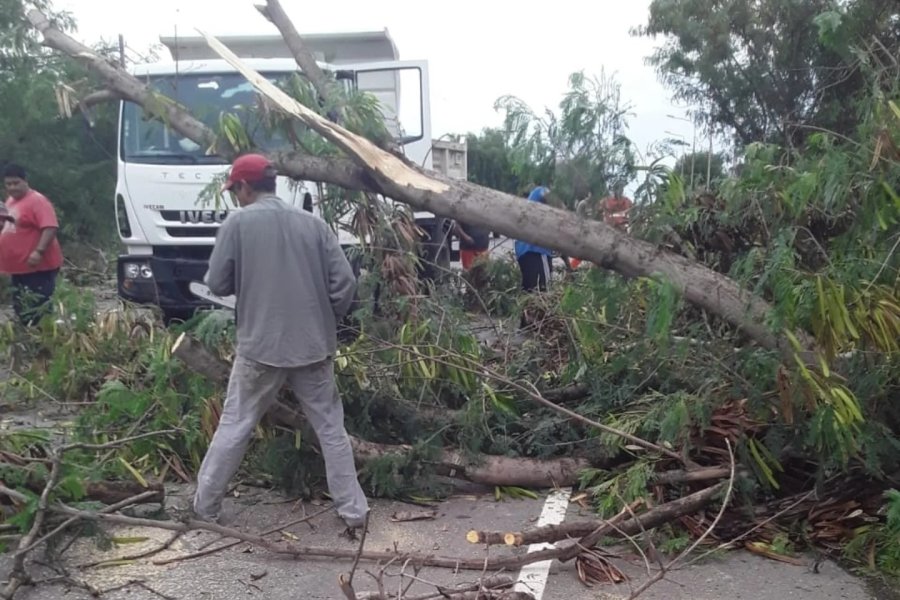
left=114, top=31, right=463, bottom=321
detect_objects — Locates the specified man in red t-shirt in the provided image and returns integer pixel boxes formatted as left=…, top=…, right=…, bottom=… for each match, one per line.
left=0, top=163, right=64, bottom=325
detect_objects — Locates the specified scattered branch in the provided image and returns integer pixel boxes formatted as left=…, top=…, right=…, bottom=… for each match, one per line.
left=339, top=510, right=371, bottom=599
left=469, top=482, right=728, bottom=548
left=2, top=459, right=61, bottom=599
left=625, top=440, right=736, bottom=599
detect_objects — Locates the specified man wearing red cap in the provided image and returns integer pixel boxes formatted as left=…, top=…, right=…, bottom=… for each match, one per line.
left=192, top=153, right=368, bottom=530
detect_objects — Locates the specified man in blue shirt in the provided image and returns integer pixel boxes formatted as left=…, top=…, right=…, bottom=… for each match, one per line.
left=515, top=186, right=554, bottom=292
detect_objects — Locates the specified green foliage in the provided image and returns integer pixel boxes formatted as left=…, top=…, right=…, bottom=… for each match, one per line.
left=494, top=70, right=636, bottom=208
left=465, top=128, right=528, bottom=195
left=843, top=489, right=900, bottom=575
left=671, top=151, right=727, bottom=191
left=0, top=0, right=117, bottom=247
left=5, top=0, right=900, bottom=577
left=635, top=0, right=899, bottom=145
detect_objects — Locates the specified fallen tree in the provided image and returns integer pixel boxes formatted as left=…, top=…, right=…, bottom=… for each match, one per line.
left=24, top=7, right=818, bottom=363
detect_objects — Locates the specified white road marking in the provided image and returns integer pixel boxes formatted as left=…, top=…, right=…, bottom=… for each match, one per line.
left=513, top=487, right=572, bottom=599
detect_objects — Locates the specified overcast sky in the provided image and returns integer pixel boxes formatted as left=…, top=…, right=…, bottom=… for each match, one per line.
left=56, top=0, right=701, bottom=165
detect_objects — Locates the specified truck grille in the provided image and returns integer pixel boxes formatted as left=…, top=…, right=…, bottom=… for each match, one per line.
left=154, top=246, right=213, bottom=261
left=165, top=226, right=219, bottom=238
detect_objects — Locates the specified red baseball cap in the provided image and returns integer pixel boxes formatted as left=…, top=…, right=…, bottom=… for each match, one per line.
left=222, top=153, right=277, bottom=192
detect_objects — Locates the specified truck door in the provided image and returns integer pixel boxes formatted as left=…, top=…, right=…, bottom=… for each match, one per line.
left=339, top=60, right=431, bottom=170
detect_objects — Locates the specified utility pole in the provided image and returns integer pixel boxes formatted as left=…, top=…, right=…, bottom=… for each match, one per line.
left=118, top=34, right=125, bottom=67
left=667, top=113, right=695, bottom=188
left=706, top=105, right=713, bottom=190
left=664, top=130, right=687, bottom=178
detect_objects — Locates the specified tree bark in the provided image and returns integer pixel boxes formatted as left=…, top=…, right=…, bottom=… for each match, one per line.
left=345, top=435, right=593, bottom=488
left=172, top=334, right=599, bottom=488
left=25, top=9, right=817, bottom=362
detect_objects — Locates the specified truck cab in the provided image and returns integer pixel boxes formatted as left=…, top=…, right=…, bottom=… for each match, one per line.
left=114, top=31, right=452, bottom=321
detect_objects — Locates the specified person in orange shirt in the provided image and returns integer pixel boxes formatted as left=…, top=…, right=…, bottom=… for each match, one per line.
left=453, top=220, right=490, bottom=271
left=567, top=188, right=633, bottom=270
left=0, top=163, right=64, bottom=325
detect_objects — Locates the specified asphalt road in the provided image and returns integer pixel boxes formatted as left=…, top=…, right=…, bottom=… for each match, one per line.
left=0, top=483, right=879, bottom=600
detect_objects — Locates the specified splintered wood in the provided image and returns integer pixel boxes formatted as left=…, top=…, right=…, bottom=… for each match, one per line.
left=197, top=29, right=449, bottom=195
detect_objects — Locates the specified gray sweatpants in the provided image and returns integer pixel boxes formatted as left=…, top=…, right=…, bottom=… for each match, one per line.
left=193, top=354, right=369, bottom=526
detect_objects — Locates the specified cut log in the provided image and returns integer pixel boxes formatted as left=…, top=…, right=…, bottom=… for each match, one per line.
left=22, top=479, right=164, bottom=505
left=542, top=383, right=590, bottom=404
left=83, top=481, right=165, bottom=505
left=650, top=467, right=733, bottom=486
left=470, top=481, right=726, bottom=547
left=346, top=435, right=593, bottom=489
left=172, top=334, right=599, bottom=488
left=25, top=9, right=818, bottom=363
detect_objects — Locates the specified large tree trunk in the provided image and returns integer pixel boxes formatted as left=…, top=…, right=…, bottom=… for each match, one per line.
left=25, top=9, right=816, bottom=363
left=171, top=334, right=598, bottom=488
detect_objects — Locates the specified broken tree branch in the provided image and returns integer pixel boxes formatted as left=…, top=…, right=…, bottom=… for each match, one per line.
left=650, top=467, right=734, bottom=486
left=339, top=510, right=371, bottom=599
left=1, top=459, right=61, bottom=599
left=357, top=576, right=519, bottom=600
left=254, top=0, right=335, bottom=110
left=27, top=9, right=215, bottom=149
left=151, top=503, right=335, bottom=566
left=24, top=9, right=819, bottom=362
left=345, top=434, right=594, bottom=488
left=197, top=29, right=818, bottom=363
left=20, top=490, right=158, bottom=556
left=48, top=505, right=590, bottom=572
left=625, top=440, right=736, bottom=600
left=0, top=428, right=175, bottom=599
left=468, top=481, right=728, bottom=548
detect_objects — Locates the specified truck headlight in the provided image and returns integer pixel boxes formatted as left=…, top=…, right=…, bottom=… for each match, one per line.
left=123, top=262, right=154, bottom=280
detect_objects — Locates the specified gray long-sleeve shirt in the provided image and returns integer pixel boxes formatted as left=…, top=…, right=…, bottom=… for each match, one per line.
left=204, top=195, right=357, bottom=368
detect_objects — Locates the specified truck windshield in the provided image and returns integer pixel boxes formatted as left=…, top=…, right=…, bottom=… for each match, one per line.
left=121, top=72, right=292, bottom=164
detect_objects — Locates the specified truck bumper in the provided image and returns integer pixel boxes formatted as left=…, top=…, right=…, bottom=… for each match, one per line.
left=117, top=253, right=213, bottom=318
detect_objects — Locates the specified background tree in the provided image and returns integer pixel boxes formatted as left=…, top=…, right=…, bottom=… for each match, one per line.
left=672, top=150, right=727, bottom=191
left=465, top=128, right=526, bottom=196
left=494, top=70, right=635, bottom=209
left=0, top=0, right=117, bottom=248
left=635, top=0, right=900, bottom=147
